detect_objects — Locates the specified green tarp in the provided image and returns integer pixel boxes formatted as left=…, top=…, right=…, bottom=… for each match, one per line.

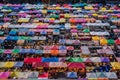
left=67, top=57, right=84, bottom=62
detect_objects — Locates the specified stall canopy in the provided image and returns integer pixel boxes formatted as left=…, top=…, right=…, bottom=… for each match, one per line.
left=68, top=62, right=85, bottom=68
left=116, top=57, right=120, bottom=62
left=84, top=58, right=92, bottom=62
left=0, top=72, right=10, bottom=79
left=0, top=62, right=5, bottom=68
left=10, top=71, right=19, bottom=78
left=115, top=39, right=120, bottom=45
left=111, top=62, right=120, bottom=70
left=81, top=46, right=90, bottom=54
left=106, top=72, right=118, bottom=79
left=28, top=72, right=39, bottom=78
left=3, top=62, right=14, bottom=68
left=12, top=49, right=20, bottom=54
left=90, top=57, right=101, bottom=62
left=107, top=39, right=115, bottom=45
left=67, top=57, right=84, bottom=62
left=18, top=72, right=29, bottom=79
left=24, top=58, right=42, bottom=63
left=67, top=72, right=77, bottom=79
left=38, top=72, right=48, bottom=79
left=14, top=62, right=24, bottom=67
left=86, top=73, right=97, bottom=78
left=42, top=57, right=59, bottom=62
left=32, top=62, right=49, bottom=68
left=96, top=72, right=107, bottom=78
left=101, top=57, right=110, bottom=62
left=49, top=62, right=67, bottom=67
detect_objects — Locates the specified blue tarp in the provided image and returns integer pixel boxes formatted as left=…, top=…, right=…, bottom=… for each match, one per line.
left=67, top=72, right=78, bottom=78
left=42, top=57, right=59, bottom=62
left=0, top=14, right=4, bottom=17
left=0, top=40, right=4, bottom=43
left=18, top=29, right=29, bottom=32
left=9, top=31, right=17, bottom=35
left=20, top=49, right=35, bottom=54
left=77, top=25, right=83, bottom=29
left=59, top=39, right=66, bottom=44
left=54, top=29, right=60, bottom=32
left=40, top=30, right=47, bottom=35
left=28, top=31, right=35, bottom=36
left=60, top=25, right=65, bottom=29
left=14, top=62, right=24, bottom=67
left=8, top=13, right=17, bottom=16
left=59, top=46, right=66, bottom=50
left=6, top=36, right=18, bottom=40
left=35, top=50, right=43, bottom=54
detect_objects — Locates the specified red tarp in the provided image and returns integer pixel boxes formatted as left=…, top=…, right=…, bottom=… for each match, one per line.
left=115, top=39, right=120, bottom=45
left=67, top=62, right=85, bottom=68
left=24, top=58, right=42, bottom=63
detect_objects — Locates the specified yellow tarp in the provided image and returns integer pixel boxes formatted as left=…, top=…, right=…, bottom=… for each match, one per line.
left=42, top=10, right=47, bottom=14
left=10, top=71, right=19, bottom=78
left=60, top=18, right=66, bottom=23
left=111, top=62, right=120, bottom=69
left=49, top=18, right=55, bottom=21
left=56, top=7, right=61, bottom=10
left=100, top=39, right=107, bottom=45
left=101, top=7, right=106, bottom=10
left=64, top=14, right=70, bottom=18
left=92, top=36, right=100, bottom=41
left=4, top=62, right=14, bottom=68
left=18, top=18, right=29, bottom=23
left=92, top=14, right=98, bottom=17
left=85, top=6, right=93, bottom=10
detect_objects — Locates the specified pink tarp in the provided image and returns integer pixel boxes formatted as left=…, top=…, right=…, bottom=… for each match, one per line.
left=0, top=72, right=10, bottom=79
left=44, top=46, right=51, bottom=50
left=32, top=62, right=49, bottom=68
left=4, top=49, right=12, bottom=54
left=116, top=58, right=120, bottom=62
left=67, top=46, right=74, bottom=50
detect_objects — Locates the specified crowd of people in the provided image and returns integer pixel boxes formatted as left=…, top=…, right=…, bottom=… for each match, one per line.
left=0, top=1, right=120, bottom=79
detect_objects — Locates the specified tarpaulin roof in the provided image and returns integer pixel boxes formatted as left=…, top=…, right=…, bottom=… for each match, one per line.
left=81, top=46, right=90, bottom=54
left=67, top=57, right=84, bottom=62
left=38, top=72, right=48, bottom=79
left=67, top=72, right=77, bottom=78
left=96, top=72, right=107, bottom=78
left=42, top=57, right=59, bottom=62
left=28, top=72, right=39, bottom=78
left=106, top=72, right=118, bottom=79
left=3, top=62, right=14, bottom=68
left=0, top=72, right=10, bottom=79
left=49, top=62, right=67, bottom=67
left=24, top=58, right=42, bottom=63
left=86, top=73, right=97, bottom=78
left=32, top=62, right=49, bottom=68
left=18, top=72, right=29, bottom=79
left=14, top=62, right=24, bottom=67
left=68, top=62, right=85, bottom=68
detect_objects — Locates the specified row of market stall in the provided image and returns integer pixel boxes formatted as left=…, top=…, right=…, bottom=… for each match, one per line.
left=0, top=46, right=117, bottom=55
left=0, top=61, right=120, bottom=68
left=0, top=71, right=118, bottom=79
left=1, top=37, right=120, bottom=45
